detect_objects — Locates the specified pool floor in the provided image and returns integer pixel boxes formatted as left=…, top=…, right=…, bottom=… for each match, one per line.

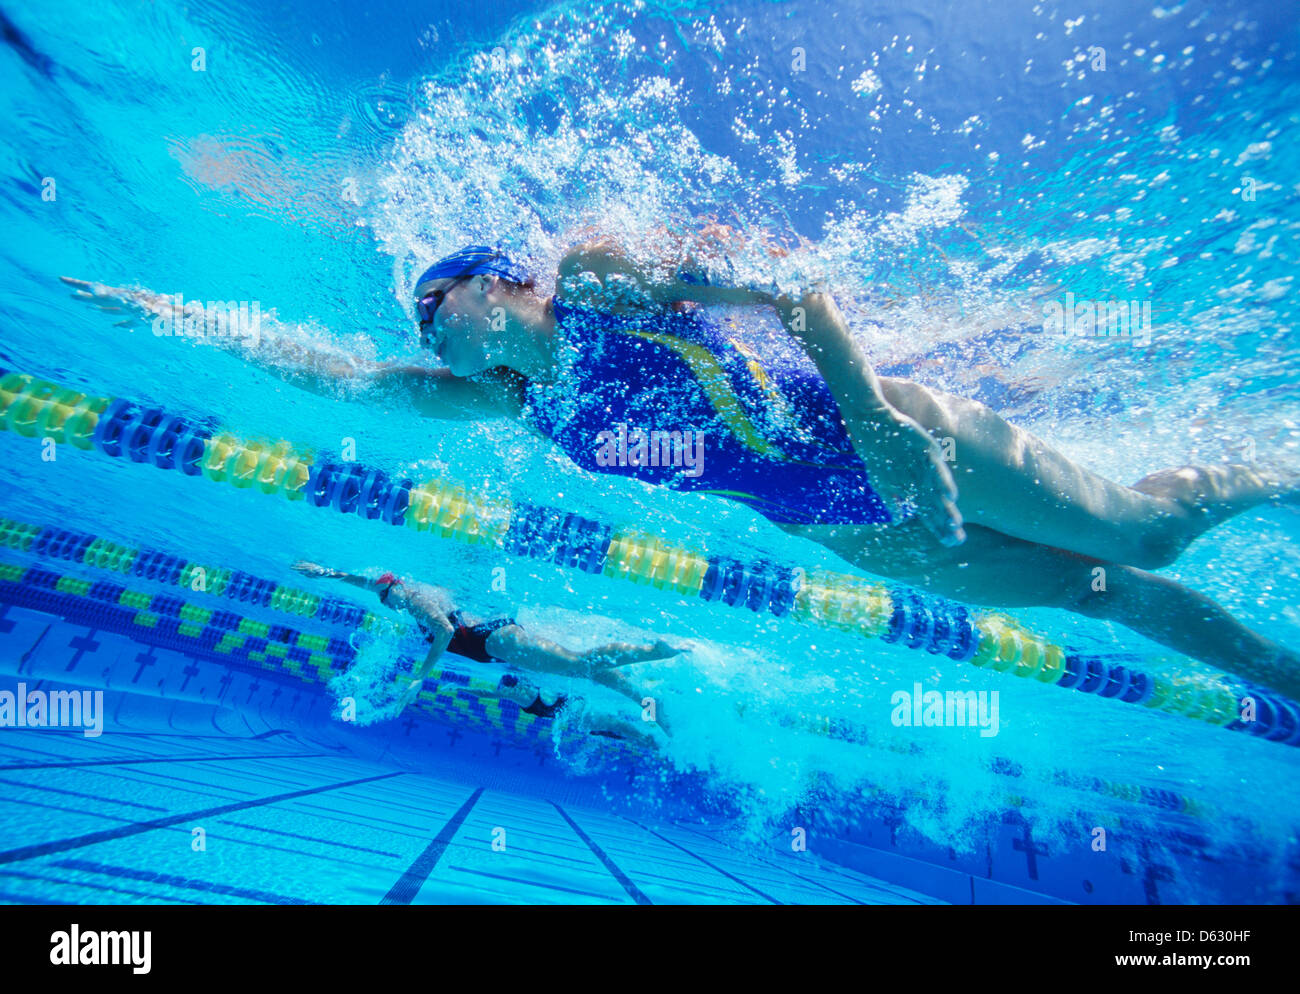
left=0, top=603, right=940, bottom=905
left=2, top=595, right=1290, bottom=905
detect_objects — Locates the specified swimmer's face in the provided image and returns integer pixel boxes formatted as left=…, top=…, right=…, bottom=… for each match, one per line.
left=418, top=274, right=504, bottom=376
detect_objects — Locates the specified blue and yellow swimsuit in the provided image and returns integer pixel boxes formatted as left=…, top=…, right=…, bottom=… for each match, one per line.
left=523, top=296, right=905, bottom=527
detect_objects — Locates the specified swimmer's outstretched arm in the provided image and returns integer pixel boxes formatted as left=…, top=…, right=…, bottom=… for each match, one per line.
left=293, top=562, right=456, bottom=630
left=292, top=561, right=381, bottom=592
left=292, top=561, right=456, bottom=713
left=60, top=277, right=518, bottom=420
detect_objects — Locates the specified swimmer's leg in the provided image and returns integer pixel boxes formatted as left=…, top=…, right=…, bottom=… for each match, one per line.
left=581, top=640, right=684, bottom=669
left=488, top=629, right=671, bottom=730
left=481, top=626, right=580, bottom=674
left=587, top=713, right=669, bottom=745
left=588, top=668, right=671, bottom=733
left=877, top=377, right=1293, bottom=568
left=488, top=627, right=680, bottom=675
left=786, top=520, right=1300, bottom=700
left=1069, top=564, right=1300, bottom=702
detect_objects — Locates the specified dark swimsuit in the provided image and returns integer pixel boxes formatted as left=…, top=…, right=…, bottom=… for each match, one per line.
left=380, top=580, right=620, bottom=738
left=521, top=296, right=911, bottom=527
left=378, top=582, right=517, bottom=663
left=502, top=678, right=620, bottom=738
left=500, top=677, right=620, bottom=737
left=445, top=611, right=517, bottom=663
left=500, top=673, right=567, bottom=718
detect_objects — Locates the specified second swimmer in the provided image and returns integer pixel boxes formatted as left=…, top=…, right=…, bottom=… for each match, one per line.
left=293, top=561, right=685, bottom=740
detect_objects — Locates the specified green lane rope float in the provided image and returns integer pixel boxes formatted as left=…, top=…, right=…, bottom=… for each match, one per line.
left=0, top=515, right=383, bottom=631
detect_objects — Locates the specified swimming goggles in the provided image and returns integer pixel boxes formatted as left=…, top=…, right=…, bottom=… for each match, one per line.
left=417, top=274, right=473, bottom=344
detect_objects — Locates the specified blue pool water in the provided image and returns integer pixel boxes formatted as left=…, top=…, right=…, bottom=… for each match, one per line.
left=0, top=0, right=1297, bottom=904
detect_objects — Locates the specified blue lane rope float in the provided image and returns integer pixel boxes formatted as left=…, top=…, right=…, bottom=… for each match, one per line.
left=0, top=556, right=353, bottom=678
left=776, top=708, right=1213, bottom=818
left=1, top=367, right=1297, bottom=748
left=0, top=515, right=379, bottom=630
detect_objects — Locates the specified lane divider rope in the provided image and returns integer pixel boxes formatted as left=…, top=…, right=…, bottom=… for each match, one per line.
left=2, top=367, right=1295, bottom=748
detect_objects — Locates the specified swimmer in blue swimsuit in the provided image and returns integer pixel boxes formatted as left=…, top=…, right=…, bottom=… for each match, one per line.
left=292, top=561, right=681, bottom=737
left=67, top=234, right=1300, bottom=698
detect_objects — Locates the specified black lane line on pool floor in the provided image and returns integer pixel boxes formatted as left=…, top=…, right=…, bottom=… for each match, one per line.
left=51, top=858, right=312, bottom=905
left=0, top=771, right=404, bottom=865
left=623, top=818, right=782, bottom=904
left=551, top=802, right=651, bottom=906
left=0, top=729, right=298, bottom=742
left=381, top=787, right=484, bottom=905
left=0, top=751, right=332, bottom=771
left=671, top=822, right=870, bottom=905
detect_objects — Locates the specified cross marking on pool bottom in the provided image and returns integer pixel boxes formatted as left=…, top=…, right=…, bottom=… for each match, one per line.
left=1013, top=827, right=1049, bottom=881
left=130, top=646, right=156, bottom=682
left=179, top=662, right=201, bottom=692
left=67, top=632, right=101, bottom=672
left=1137, top=842, right=1175, bottom=905
left=1142, top=861, right=1174, bottom=905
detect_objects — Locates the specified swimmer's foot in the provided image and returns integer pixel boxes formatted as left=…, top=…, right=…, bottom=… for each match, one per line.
left=1132, top=463, right=1297, bottom=537
left=585, top=640, right=687, bottom=670
left=650, top=639, right=689, bottom=659
left=1240, top=642, right=1300, bottom=705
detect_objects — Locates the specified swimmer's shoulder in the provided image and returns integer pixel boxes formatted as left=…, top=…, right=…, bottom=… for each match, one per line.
left=556, top=242, right=687, bottom=319
left=404, top=581, right=458, bottom=617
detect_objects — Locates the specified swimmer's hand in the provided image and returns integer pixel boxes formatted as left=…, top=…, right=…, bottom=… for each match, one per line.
left=770, top=291, right=964, bottom=546
left=292, top=561, right=342, bottom=579
left=60, top=276, right=180, bottom=328
left=394, top=678, right=424, bottom=714
left=862, top=409, right=965, bottom=546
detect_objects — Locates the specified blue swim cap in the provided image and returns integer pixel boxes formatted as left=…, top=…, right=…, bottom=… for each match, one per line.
left=414, top=245, right=530, bottom=297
